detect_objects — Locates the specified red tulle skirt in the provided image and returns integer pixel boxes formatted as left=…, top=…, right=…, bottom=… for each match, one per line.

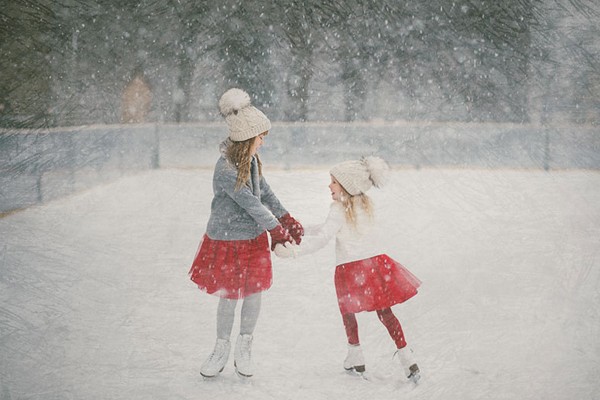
left=334, top=254, right=421, bottom=314
left=188, top=233, right=272, bottom=299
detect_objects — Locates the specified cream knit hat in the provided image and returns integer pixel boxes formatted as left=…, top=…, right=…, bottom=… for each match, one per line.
left=218, top=88, right=271, bottom=142
left=330, top=156, right=389, bottom=196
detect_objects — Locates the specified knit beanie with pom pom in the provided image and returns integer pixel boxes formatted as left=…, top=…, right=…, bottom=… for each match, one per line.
left=218, top=88, right=271, bottom=142
left=330, top=156, right=389, bottom=196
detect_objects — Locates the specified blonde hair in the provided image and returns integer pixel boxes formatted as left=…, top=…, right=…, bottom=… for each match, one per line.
left=339, top=187, right=374, bottom=227
left=225, top=135, right=265, bottom=191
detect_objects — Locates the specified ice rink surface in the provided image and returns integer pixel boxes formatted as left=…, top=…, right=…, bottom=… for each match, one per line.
left=1, top=167, right=599, bottom=400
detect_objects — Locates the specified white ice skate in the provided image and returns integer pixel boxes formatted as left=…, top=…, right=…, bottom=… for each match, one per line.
left=394, top=346, right=421, bottom=383
left=234, top=334, right=255, bottom=377
left=200, top=338, right=231, bottom=378
left=343, top=343, right=366, bottom=373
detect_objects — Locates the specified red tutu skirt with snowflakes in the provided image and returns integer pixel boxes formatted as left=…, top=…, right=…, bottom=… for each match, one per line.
left=334, top=254, right=421, bottom=315
left=188, top=233, right=272, bottom=299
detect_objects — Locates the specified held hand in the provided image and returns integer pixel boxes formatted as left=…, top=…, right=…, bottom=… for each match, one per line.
left=274, top=242, right=298, bottom=258
left=278, top=213, right=304, bottom=244
left=268, top=225, right=293, bottom=251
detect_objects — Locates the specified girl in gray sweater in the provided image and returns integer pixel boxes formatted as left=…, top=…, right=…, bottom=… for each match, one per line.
left=189, top=88, right=303, bottom=379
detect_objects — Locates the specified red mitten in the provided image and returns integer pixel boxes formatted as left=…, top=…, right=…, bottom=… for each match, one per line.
left=268, top=225, right=293, bottom=251
left=278, top=213, right=304, bottom=244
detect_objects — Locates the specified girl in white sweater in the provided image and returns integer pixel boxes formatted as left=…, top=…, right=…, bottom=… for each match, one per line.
left=275, top=157, right=421, bottom=383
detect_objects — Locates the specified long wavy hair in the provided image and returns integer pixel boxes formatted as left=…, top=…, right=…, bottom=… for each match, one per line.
left=225, top=134, right=266, bottom=191
left=339, top=187, right=374, bottom=227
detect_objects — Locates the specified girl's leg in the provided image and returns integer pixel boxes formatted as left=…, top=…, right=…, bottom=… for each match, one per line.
left=217, top=292, right=262, bottom=338
left=240, top=292, right=262, bottom=335
left=376, top=308, right=420, bottom=381
left=201, top=297, right=237, bottom=377
left=341, top=312, right=365, bottom=372
left=376, top=308, right=407, bottom=349
left=341, top=312, right=360, bottom=345
left=217, top=297, right=238, bottom=339
left=235, top=292, right=261, bottom=377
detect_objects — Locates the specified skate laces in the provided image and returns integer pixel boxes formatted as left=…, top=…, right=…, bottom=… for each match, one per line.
left=239, top=336, right=252, bottom=360
left=208, top=341, right=226, bottom=362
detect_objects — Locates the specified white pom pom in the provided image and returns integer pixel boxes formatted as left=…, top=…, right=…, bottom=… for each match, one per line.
left=219, top=88, right=251, bottom=116
left=362, top=156, right=389, bottom=188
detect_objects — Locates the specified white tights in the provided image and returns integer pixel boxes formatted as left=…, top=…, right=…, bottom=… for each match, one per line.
left=216, top=292, right=262, bottom=340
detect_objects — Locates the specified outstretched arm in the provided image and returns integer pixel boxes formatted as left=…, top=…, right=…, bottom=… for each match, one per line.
left=260, top=174, right=304, bottom=244
left=275, top=202, right=344, bottom=258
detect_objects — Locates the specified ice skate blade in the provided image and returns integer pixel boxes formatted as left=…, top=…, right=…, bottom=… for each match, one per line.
left=234, top=362, right=253, bottom=378
left=408, top=371, right=421, bottom=384
left=200, top=366, right=224, bottom=378
left=344, top=365, right=366, bottom=373
left=235, top=370, right=253, bottom=378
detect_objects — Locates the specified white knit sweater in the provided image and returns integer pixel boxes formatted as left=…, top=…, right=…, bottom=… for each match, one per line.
left=299, top=201, right=382, bottom=265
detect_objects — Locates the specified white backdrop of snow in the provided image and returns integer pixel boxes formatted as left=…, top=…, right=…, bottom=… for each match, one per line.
left=1, top=167, right=599, bottom=400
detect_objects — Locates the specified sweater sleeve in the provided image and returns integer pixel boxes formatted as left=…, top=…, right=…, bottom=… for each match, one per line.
left=259, top=175, right=288, bottom=218
left=295, top=202, right=344, bottom=256
left=216, top=162, right=280, bottom=231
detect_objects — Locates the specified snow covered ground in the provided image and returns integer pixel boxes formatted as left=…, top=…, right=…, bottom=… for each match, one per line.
left=1, top=167, right=599, bottom=400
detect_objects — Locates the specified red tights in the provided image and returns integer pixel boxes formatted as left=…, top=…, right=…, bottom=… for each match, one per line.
left=342, top=308, right=407, bottom=349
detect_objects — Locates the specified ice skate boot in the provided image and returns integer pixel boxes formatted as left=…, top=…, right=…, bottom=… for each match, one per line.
left=200, top=338, right=231, bottom=378
left=234, top=334, right=255, bottom=377
left=394, top=346, right=420, bottom=383
left=343, top=343, right=366, bottom=373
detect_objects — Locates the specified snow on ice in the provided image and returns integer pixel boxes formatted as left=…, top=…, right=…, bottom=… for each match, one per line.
left=1, top=167, right=599, bottom=400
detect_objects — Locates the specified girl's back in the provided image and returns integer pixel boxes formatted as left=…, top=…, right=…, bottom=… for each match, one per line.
left=335, top=201, right=381, bottom=265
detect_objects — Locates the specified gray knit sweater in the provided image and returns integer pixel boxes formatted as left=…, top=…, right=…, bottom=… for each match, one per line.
left=205, top=143, right=288, bottom=241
